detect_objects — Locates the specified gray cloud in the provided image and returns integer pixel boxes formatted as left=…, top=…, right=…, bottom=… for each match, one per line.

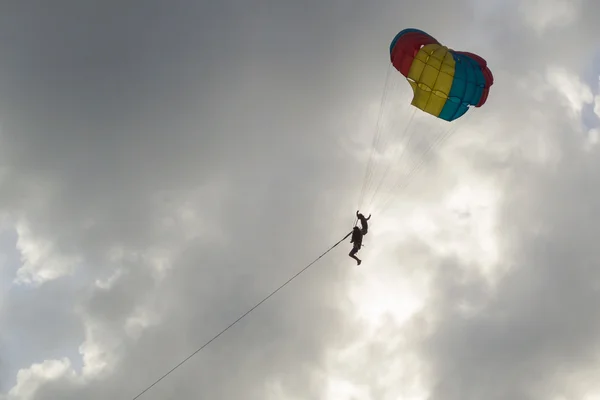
left=1, top=0, right=600, bottom=399
left=418, top=153, right=600, bottom=400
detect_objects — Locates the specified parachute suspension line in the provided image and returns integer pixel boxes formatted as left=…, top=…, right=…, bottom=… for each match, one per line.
left=365, top=107, right=417, bottom=210
left=357, top=63, right=393, bottom=212
left=360, top=79, right=407, bottom=200
left=378, top=122, right=459, bottom=215
left=365, top=60, right=447, bottom=212
left=364, top=27, right=493, bottom=217
left=357, top=65, right=392, bottom=212
left=375, top=123, right=456, bottom=215
left=366, top=66, right=443, bottom=212
left=374, top=112, right=473, bottom=216
left=369, top=54, right=467, bottom=212
left=130, top=231, right=352, bottom=400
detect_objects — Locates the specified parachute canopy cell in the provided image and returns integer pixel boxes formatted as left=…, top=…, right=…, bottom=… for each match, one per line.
left=389, top=28, right=494, bottom=121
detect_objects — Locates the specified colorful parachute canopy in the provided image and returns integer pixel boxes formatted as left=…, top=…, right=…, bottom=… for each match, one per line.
left=389, top=28, right=494, bottom=121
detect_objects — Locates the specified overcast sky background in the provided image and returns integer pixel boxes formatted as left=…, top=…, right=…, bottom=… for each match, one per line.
left=1, top=0, right=600, bottom=399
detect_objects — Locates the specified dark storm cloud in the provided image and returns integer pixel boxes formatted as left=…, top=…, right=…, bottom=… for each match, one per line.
left=0, top=1, right=404, bottom=398
left=2, top=0, right=600, bottom=399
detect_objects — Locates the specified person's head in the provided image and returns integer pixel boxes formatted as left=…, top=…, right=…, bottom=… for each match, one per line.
left=353, top=226, right=361, bottom=233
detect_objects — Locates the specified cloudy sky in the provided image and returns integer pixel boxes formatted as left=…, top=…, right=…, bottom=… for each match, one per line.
left=1, top=0, right=600, bottom=399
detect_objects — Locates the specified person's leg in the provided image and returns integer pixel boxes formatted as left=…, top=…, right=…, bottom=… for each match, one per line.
left=349, top=246, right=362, bottom=265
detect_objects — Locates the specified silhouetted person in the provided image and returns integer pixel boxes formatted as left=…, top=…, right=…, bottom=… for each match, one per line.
left=349, top=211, right=371, bottom=265
left=356, top=211, right=370, bottom=235
left=349, top=226, right=363, bottom=265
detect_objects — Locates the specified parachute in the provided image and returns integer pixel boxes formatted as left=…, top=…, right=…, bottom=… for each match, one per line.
left=355, top=28, right=494, bottom=218
left=389, top=28, right=494, bottom=121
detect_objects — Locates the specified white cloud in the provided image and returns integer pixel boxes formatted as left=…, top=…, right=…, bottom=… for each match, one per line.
left=546, top=66, right=593, bottom=119
left=6, top=359, right=76, bottom=400
left=594, top=77, right=600, bottom=119
left=13, top=222, right=80, bottom=287
left=519, top=0, right=583, bottom=33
